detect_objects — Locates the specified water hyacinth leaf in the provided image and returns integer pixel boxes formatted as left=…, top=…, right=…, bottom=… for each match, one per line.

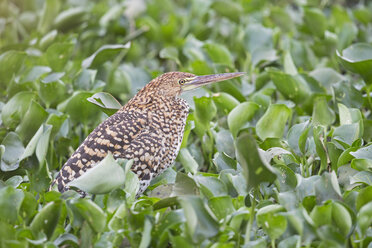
left=68, top=153, right=126, bottom=194
left=256, top=104, right=291, bottom=140
left=194, top=175, right=228, bottom=198
left=212, top=92, right=240, bottom=114
left=212, top=152, right=237, bottom=171
left=69, top=198, right=107, bottom=233
left=314, top=172, right=342, bottom=203
left=39, top=76, right=66, bottom=107
left=0, top=186, right=24, bottom=224
left=214, top=129, right=235, bottom=157
left=203, top=43, right=233, bottom=67
left=45, top=42, right=74, bottom=71
left=337, top=43, right=372, bottom=84
left=256, top=204, right=287, bottom=241
left=30, top=201, right=62, bottom=239
left=21, top=124, right=52, bottom=163
left=309, top=68, right=345, bottom=90
left=312, top=96, right=335, bottom=126
left=178, top=195, right=219, bottom=243
left=244, top=24, right=273, bottom=53
left=15, top=100, right=49, bottom=142
left=310, top=204, right=332, bottom=227
left=53, top=7, right=87, bottom=31
left=351, top=159, right=372, bottom=171
left=350, top=171, right=372, bottom=185
left=0, top=50, right=27, bottom=87
left=208, top=196, right=235, bottom=220
left=87, top=92, right=122, bottom=116
left=331, top=202, right=352, bottom=236
left=37, top=0, right=61, bottom=33
left=313, top=126, right=328, bottom=173
left=39, top=30, right=58, bottom=50
left=159, top=47, right=180, bottom=65
left=356, top=186, right=372, bottom=211
left=357, top=201, right=372, bottom=236
left=1, top=132, right=25, bottom=172
left=304, top=8, right=327, bottom=37
left=235, top=132, right=276, bottom=189
left=82, top=43, right=131, bottom=68
left=211, top=0, right=242, bottom=22
left=350, top=145, right=372, bottom=160
left=228, top=102, right=259, bottom=138
left=1, top=92, right=36, bottom=128
left=171, top=172, right=198, bottom=196
left=287, top=120, right=310, bottom=155
left=178, top=148, right=198, bottom=174
left=57, top=91, right=99, bottom=125
left=20, top=66, right=52, bottom=84
left=272, top=164, right=297, bottom=192
left=194, top=96, right=217, bottom=129
left=268, top=69, right=311, bottom=104
left=333, top=123, right=360, bottom=147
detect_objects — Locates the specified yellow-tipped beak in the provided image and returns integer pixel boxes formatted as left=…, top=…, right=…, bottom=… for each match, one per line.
left=181, top=72, right=245, bottom=92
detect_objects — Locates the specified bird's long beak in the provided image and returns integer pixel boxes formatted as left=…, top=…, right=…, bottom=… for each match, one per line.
left=181, top=72, right=245, bottom=92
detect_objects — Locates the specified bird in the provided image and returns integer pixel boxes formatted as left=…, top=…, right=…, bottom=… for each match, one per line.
left=50, top=71, right=244, bottom=196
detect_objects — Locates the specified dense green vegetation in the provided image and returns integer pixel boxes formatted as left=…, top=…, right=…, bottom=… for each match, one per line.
left=1, top=0, right=372, bottom=247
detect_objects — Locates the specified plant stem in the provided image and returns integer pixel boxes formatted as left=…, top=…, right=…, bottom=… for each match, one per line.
left=244, top=188, right=257, bottom=244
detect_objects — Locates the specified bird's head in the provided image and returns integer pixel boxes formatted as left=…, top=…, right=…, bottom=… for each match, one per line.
left=149, top=71, right=245, bottom=97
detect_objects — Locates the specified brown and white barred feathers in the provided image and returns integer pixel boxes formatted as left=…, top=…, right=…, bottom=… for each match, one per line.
left=50, top=72, right=192, bottom=196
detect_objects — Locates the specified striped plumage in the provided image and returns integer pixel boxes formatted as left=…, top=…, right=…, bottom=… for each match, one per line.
left=51, top=71, right=244, bottom=196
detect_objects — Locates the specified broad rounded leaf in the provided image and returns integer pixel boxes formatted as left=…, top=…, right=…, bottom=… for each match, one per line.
left=82, top=43, right=131, bottom=68
left=228, top=102, right=259, bottom=138
left=256, top=104, right=291, bottom=140
left=68, top=153, right=126, bottom=194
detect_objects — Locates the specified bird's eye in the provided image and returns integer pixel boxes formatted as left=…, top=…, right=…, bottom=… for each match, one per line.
left=178, top=79, right=185, bottom=85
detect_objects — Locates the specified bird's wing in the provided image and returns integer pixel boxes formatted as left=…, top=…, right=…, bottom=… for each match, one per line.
left=52, top=110, right=150, bottom=192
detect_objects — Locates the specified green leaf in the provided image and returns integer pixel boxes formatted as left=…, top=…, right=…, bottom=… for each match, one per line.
left=57, top=91, right=99, bottom=125
left=337, top=43, right=372, bottom=85
left=39, top=73, right=66, bottom=107
left=212, top=92, right=240, bottom=114
left=304, top=8, right=327, bottom=37
left=178, top=195, right=219, bottom=243
left=208, top=196, right=235, bottom=220
left=87, top=92, right=122, bottom=116
left=350, top=171, right=372, bottom=185
left=0, top=186, right=24, bottom=224
left=310, top=203, right=332, bottom=227
left=287, top=120, right=310, bottom=155
left=203, top=43, right=233, bottom=67
left=30, top=201, right=62, bottom=239
left=195, top=175, right=228, bottom=198
left=256, top=204, right=287, bottom=241
left=82, top=43, right=131, bottom=68
left=171, top=172, right=198, bottom=196
left=0, top=50, right=27, bottom=87
left=45, top=42, right=74, bottom=71
left=356, top=186, right=372, bottom=211
left=268, top=69, right=311, bottom=104
left=331, top=202, right=352, bottom=236
left=1, top=132, right=24, bottom=172
left=69, top=198, right=107, bottom=233
left=21, top=124, right=52, bottom=163
left=235, top=132, right=276, bottom=189
left=1, top=91, right=36, bottom=128
left=244, top=24, right=273, bottom=53
left=211, top=0, right=242, bottom=22
left=68, top=153, right=126, bottom=194
left=357, top=201, right=372, bottom=236
left=272, top=164, right=297, bottom=192
left=256, top=104, right=291, bottom=140
left=159, top=47, right=180, bottom=65
left=15, top=100, right=48, bottom=142
left=194, top=96, right=217, bottom=129
left=178, top=148, right=198, bottom=174
left=312, top=96, right=335, bottom=126
left=53, top=7, right=87, bottom=31
left=212, top=152, right=237, bottom=171
left=37, top=0, right=61, bottom=33
left=228, top=102, right=259, bottom=138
